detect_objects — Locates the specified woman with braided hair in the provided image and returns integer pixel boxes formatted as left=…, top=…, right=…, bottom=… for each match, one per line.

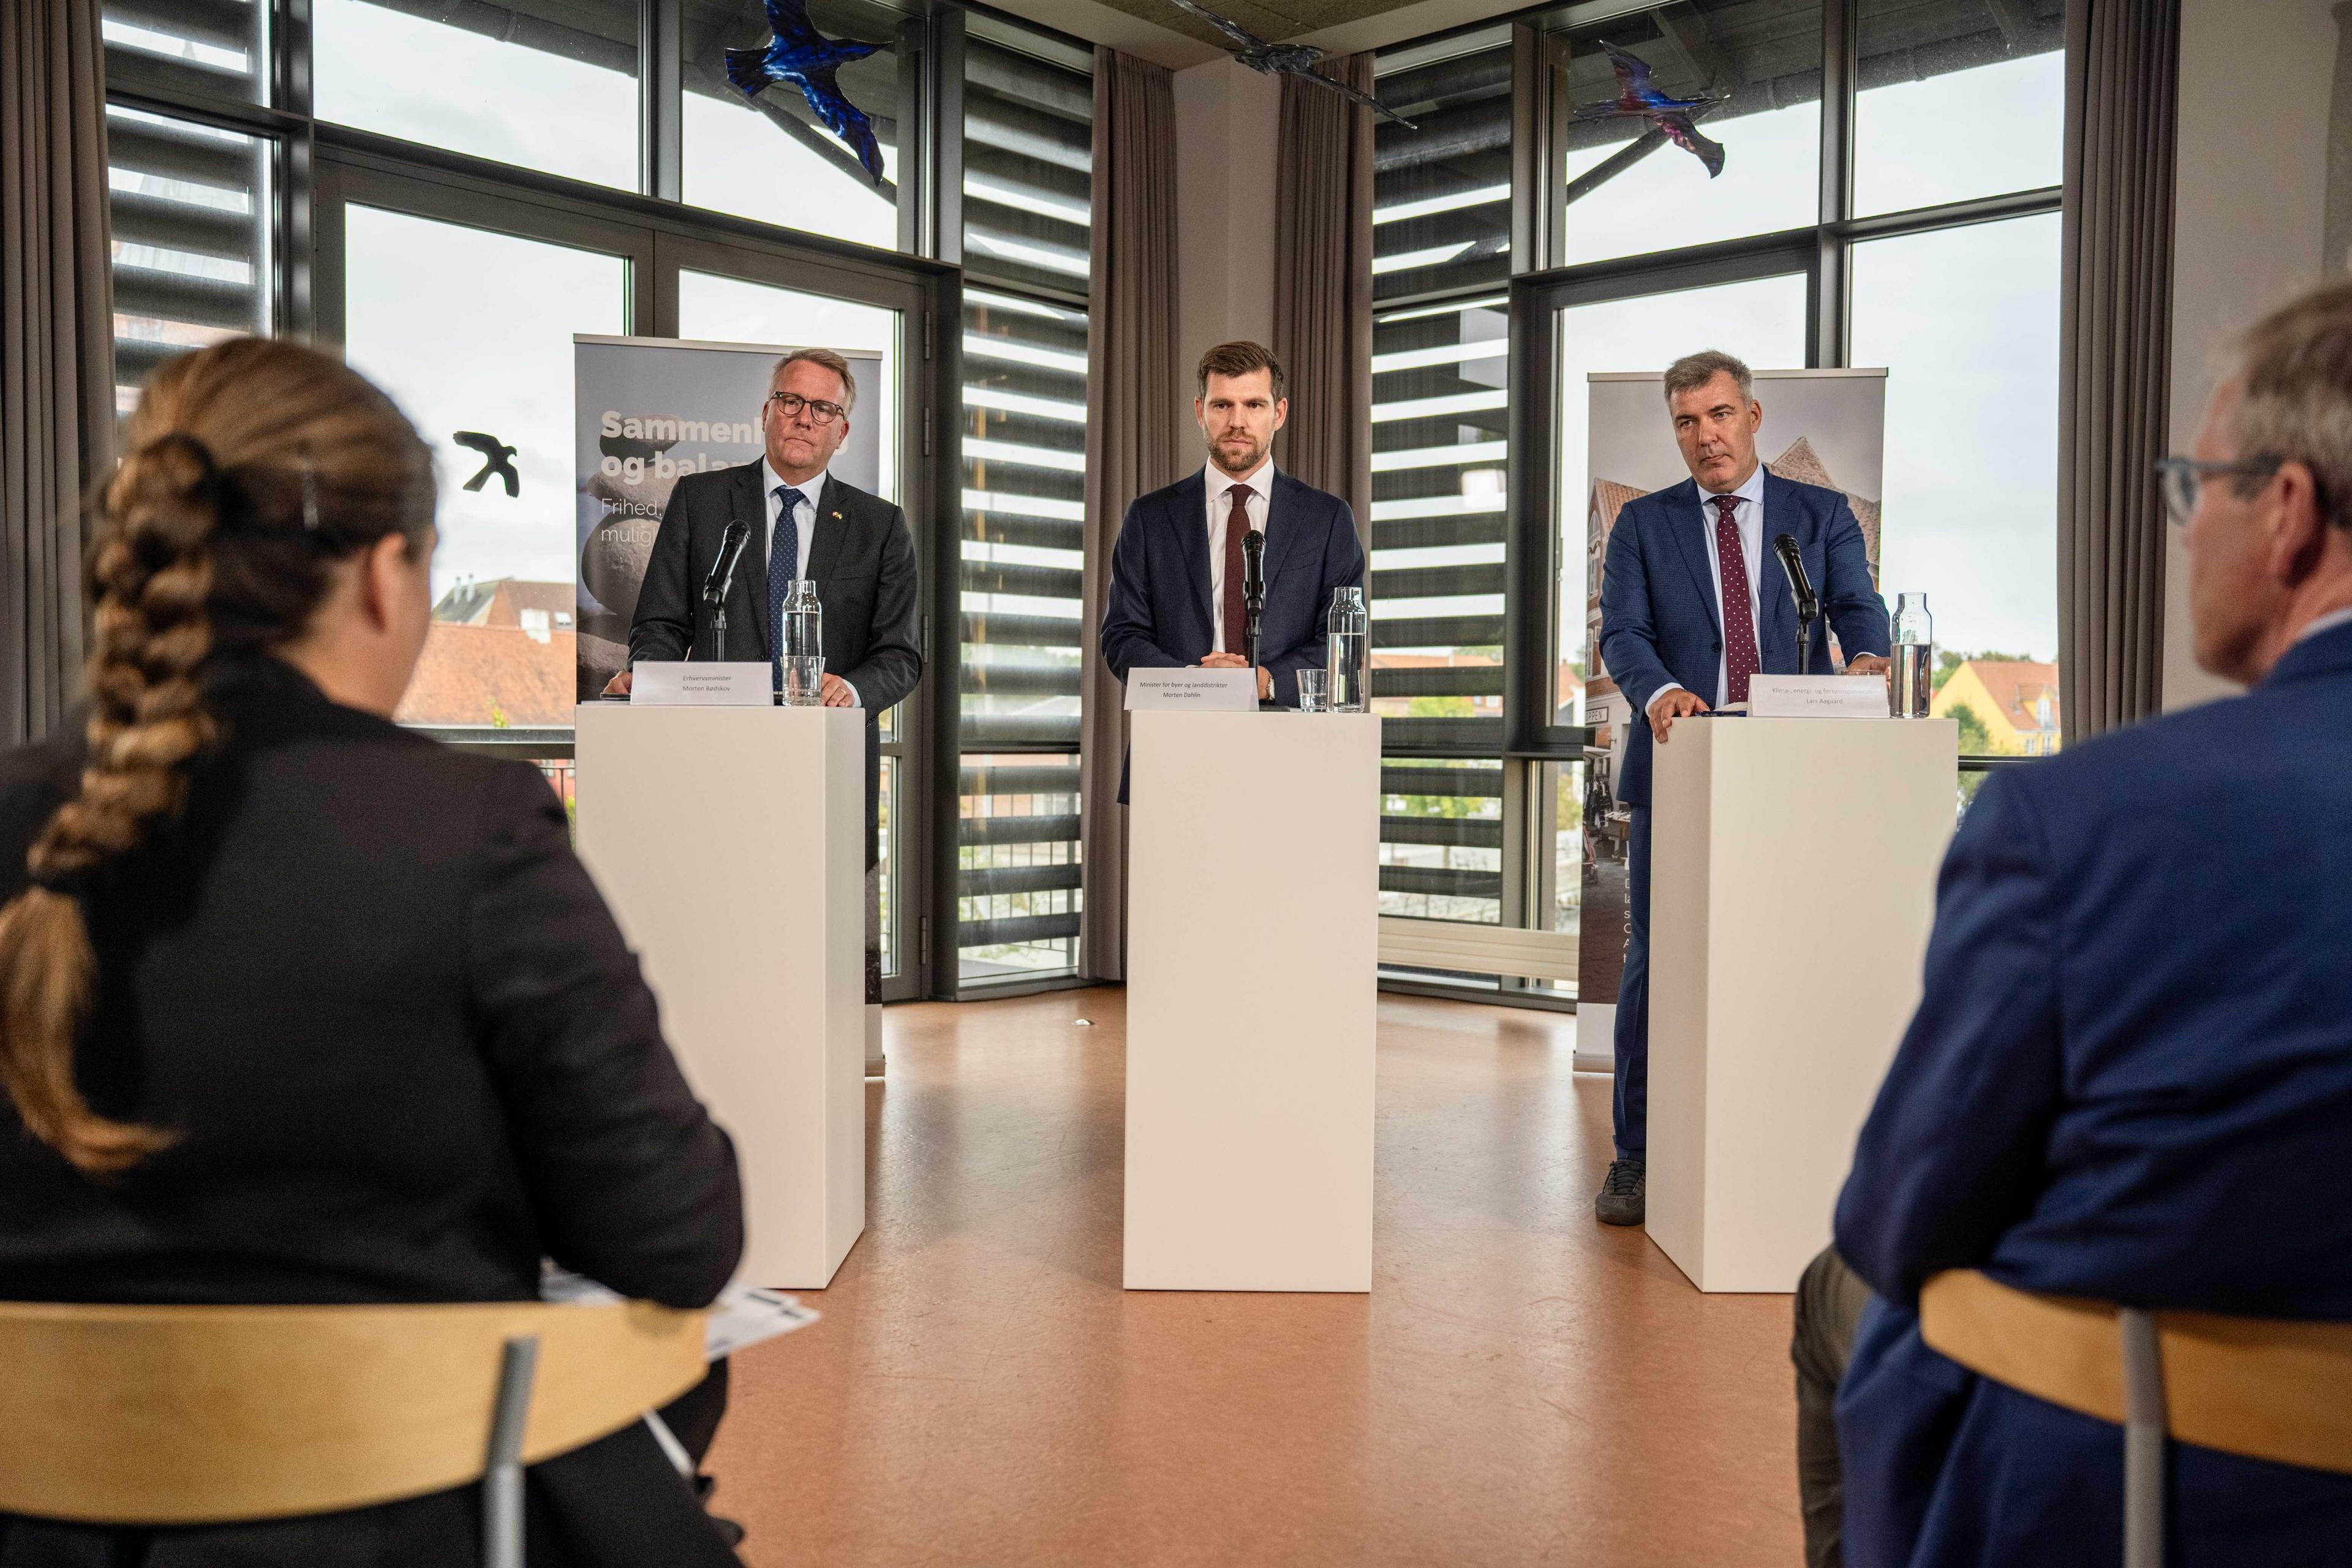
left=0, top=339, right=747, bottom=1567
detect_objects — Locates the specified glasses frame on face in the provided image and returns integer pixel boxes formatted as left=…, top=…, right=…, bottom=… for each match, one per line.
left=767, top=391, right=847, bottom=428
left=2154, top=455, right=2285, bottom=527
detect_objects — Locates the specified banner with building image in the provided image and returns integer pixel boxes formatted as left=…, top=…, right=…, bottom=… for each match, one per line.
left=572, top=334, right=883, bottom=700
left=1577, top=368, right=1887, bottom=1038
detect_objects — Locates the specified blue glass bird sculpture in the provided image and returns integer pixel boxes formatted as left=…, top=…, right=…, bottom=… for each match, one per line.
left=1573, top=39, right=1727, bottom=178
left=724, top=0, right=886, bottom=186
left=1162, top=0, right=1417, bottom=127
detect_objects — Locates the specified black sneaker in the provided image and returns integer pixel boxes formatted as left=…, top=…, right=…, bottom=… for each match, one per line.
left=1595, top=1158, right=1646, bottom=1226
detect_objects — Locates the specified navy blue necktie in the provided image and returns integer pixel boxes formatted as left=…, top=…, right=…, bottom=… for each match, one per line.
left=768, top=484, right=802, bottom=690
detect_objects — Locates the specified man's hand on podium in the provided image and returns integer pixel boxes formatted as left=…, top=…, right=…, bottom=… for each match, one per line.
left=820, top=673, right=858, bottom=708
left=1648, top=686, right=1710, bottom=742
left=1844, top=654, right=1891, bottom=680
left=603, top=669, right=633, bottom=698
left=1199, top=653, right=1273, bottom=701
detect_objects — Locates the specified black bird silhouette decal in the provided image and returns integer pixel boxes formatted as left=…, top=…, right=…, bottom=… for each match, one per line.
left=724, top=0, right=886, bottom=185
left=1162, top=0, right=1417, bottom=128
left=453, top=431, right=519, bottom=497
left=1573, top=39, right=1727, bottom=178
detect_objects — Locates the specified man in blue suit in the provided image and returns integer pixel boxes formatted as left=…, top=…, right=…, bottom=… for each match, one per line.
left=1594, top=350, right=1892, bottom=1224
left=1100, top=341, right=1367, bottom=801
left=1828, top=284, right=2352, bottom=1564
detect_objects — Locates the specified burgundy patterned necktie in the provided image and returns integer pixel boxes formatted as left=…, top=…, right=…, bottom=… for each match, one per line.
left=1221, top=483, right=1253, bottom=655
left=1713, top=493, right=1760, bottom=706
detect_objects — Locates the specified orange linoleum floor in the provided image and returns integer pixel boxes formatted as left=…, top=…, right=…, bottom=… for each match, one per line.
left=706, top=987, right=1803, bottom=1567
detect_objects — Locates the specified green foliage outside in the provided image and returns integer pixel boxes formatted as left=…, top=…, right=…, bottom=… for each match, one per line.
left=1947, top=700, right=1998, bottom=755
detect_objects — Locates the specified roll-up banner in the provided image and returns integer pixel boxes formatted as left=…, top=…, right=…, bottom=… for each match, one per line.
left=571, top=335, right=883, bottom=701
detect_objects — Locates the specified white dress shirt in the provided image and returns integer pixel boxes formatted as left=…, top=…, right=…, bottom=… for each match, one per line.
left=1652, top=462, right=1766, bottom=712
left=757, top=459, right=859, bottom=706
left=2296, top=605, right=2352, bottom=645
left=1204, top=458, right=1275, bottom=654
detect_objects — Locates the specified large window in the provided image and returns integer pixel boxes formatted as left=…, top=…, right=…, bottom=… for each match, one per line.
left=1855, top=0, right=2064, bottom=216
left=1371, top=29, right=1514, bottom=302
left=314, top=0, right=639, bottom=189
left=962, top=13, right=1093, bottom=292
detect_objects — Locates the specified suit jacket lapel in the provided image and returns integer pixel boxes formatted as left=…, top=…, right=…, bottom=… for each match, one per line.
left=727, top=462, right=770, bottom=660
left=1175, top=470, right=1213, bottom=643
left=804, top=473, right=853, bottom=584
left=1657, top=478, right=1721, bottom=636
left=1753, top=472, right=1791, bottom=664
left=1262, top=470, right=1305, bottom=584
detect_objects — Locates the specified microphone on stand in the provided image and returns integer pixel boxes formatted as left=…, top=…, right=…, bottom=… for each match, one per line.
left=1772, top=533, right=1819, bottom=677
left=701, top=520, right=753, bottom=663
left=1241, top=527, right=1268, bottom=703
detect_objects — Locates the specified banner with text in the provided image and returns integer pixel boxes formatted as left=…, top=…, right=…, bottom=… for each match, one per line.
left=572, top=334, right=882, bottom=699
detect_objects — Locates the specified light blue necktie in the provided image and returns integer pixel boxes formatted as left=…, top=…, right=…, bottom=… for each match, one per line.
left=768, top=484, right=802, bottom=692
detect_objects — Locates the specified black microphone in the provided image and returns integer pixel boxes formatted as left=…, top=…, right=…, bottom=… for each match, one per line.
left=1241, top=527, right=1266, bottom=611
left=703, top=519, right=752, bottom=607
left=1773, top=533, right=1819, bottom=677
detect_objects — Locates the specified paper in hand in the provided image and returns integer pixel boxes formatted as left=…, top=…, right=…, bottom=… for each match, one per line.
left=541, top=1264, right=820, bottom=1362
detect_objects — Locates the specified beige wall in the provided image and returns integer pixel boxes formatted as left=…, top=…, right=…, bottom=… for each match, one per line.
left=1170, top=57, right=1282, bottom=468
left=2163, top=0, right=2342, bottom=709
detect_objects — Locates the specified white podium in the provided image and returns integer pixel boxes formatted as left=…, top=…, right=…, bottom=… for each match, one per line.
left=1123, top=711, right=1381, bottom=1292
left=573, top=703, right=865, bottom=1289
left=1647, top=717, right=1956, bottom=1293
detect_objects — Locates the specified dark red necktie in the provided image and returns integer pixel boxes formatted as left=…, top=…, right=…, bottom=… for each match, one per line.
left=1222, top=483, right=1253, bottom=655
left=1714, top=493, right=1760, bottom=706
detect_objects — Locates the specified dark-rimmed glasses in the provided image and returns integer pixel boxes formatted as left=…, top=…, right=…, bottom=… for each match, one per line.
left=767, top=391, right=846, bottom=427
left=2154, top=456, right=2283, bottom=525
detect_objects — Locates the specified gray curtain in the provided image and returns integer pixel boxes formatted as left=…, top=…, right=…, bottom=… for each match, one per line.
left=2057, top=0, right=2178, bottom=743
left=2, top=0, right=110, bottom=746
left=1078, top=48, right=1180, bottom=984
left=1272, top=54, right=1374, bottom=541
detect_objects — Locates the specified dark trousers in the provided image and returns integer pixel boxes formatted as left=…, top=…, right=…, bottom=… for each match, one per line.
left=1611, top=804, right=1652, bottom=1158
left=1792, top=1246, right=1874, bottom=1568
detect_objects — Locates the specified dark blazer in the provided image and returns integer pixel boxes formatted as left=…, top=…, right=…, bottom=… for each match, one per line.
left=1832, top=620, right=2352, bottom=1565
left=1597, top=470, right=1891, bottom=807
left=628, top=462, right=923, bottom=862
left=0, top=660, right=745, bottom=1568
left=1100, top=467, right=1367, bottom=799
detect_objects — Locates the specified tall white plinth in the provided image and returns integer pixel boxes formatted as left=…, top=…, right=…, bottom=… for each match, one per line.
left=1648, top=718, right=1956, bottom=1293
left=1123, top=711, right=1381, bottom=1292
left=573, top=704, right=865, bottom=1289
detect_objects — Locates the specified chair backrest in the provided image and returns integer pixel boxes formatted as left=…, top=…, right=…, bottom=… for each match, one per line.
left=0, top=1298, right=706, bottom=1525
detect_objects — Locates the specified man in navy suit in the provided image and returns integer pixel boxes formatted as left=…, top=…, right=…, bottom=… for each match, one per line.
left=1827, top=284, right=2352, bottom=1566
left=1099, top=341, right=1367, bottom=799
left=1594, top=351, right=1892, bottom=1225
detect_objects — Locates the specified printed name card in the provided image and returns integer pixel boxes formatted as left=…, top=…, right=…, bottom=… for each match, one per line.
left=1123, top=668, right=1260, bottom=712
left=1748, top=674, right=1892, bottom=720
left=630, top=662, right=774, bottom=707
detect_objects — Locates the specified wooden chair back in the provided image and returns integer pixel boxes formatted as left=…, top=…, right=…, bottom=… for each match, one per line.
left=0, top=1298, right=706, bottom=1525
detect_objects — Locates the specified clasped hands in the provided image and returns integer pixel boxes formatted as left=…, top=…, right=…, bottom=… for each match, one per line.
left=597, top=668, right=859, bottom=706
left=1199, top=652, right=1273, bottom=700
left=1646, top=654, right=1893, bottom=742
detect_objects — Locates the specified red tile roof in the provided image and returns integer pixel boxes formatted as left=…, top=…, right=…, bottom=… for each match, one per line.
left=394, top=623, right=578, bottom=728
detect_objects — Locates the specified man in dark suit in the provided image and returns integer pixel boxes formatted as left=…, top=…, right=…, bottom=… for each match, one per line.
left=1828, top=282, right=2352, bottom=1566
left=1594, top=350, right=1891, bottom=1226
left=1100, top=339, right=1367, bottom=797
left=613, top=350, right=921, bottom=1066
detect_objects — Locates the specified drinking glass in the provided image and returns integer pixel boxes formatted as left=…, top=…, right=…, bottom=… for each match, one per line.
left=784, top=655, right=826, bottom=707
left=1297, top=668, right=1330, bottom=712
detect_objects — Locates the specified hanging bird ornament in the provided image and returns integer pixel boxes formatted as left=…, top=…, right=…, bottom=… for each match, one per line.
left=1161, top=0, right=1417, bottom=127
left=724, top=0, right=886, bottom=186
left=1574, top=39, right=1728, bottom=178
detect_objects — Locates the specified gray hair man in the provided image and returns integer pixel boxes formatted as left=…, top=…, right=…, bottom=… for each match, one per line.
left=1591, top=348, right=1893, bottom=1226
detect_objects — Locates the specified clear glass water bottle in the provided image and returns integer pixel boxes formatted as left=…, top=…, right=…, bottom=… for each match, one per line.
left=1326, top=587, right=1369, bottom=712
left=782, top=578, right=824, bottom=705
left=1891, top=592, right=1933, bottom=718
